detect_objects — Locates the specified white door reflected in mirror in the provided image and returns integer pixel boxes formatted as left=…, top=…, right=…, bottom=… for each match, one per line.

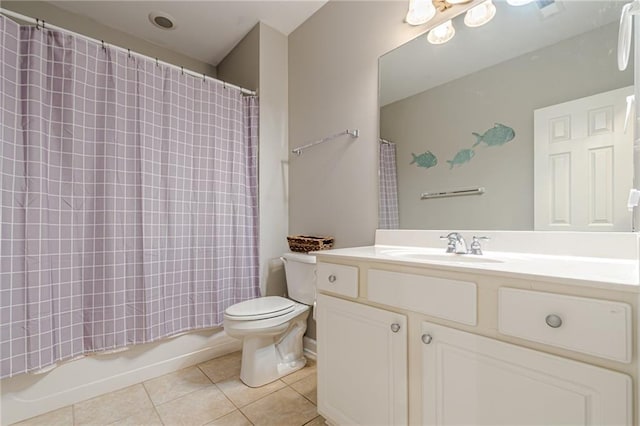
left=534, top=86, right=633, bottom=231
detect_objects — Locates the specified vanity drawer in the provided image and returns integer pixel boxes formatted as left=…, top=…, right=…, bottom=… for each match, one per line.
left=498, top=288, right=632, bottom=363
left=367, top=269, right=477, bottom=326
left=317, top=262, right=359, bottom=298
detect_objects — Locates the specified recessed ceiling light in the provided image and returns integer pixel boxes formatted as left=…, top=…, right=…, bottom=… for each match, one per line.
left=149, top=12, right=176, bottom=30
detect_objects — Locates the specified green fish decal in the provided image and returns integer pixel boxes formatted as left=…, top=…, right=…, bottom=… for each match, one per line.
left=410, top=151, right=438, bottom=169
left=472, top=123, right=515, bottom=147
left=447, top=149, right=475, bottom=169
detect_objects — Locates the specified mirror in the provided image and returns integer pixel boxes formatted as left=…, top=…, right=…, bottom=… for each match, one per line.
left=379, top=0, right=634, bottom=231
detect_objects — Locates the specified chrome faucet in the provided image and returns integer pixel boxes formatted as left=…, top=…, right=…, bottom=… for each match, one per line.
left=440, top=233, right=490, bottom=255
left=440, top=232, right=468, bottom=254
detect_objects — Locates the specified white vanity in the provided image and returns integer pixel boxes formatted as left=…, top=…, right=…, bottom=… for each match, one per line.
left=314, top=230, right=640, bottom=426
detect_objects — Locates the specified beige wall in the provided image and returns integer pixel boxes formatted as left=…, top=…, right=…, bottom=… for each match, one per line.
left=217, top=25, right=260, bottom=90
left=2, top=1, right=216, bottom=77
left=219, top=23, right=290, bottom=299
left=381, top=22, right=632, bottom=230
left=288, top=1, right=425, bottom=248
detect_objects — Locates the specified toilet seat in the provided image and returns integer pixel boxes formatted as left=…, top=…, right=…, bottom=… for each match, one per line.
left=224, top=296, right=295, bottom=321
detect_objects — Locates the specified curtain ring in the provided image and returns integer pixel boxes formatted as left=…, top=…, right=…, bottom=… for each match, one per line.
left=42, top=20, right=46, bottom=29
left=35, top=19, right=40, bottom=30
left=156, top=58, right=159, bottom=67
left=202, top=73, right=206, bottom=82
left=127, top=49, right=131, bottom=59
left=101, top=40, right=106, bottom=50
left=181, top=66, right=184, bottom=76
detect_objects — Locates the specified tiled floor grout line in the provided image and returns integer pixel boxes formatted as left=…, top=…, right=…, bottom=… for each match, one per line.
left=140, top=379, right=166, bottom=426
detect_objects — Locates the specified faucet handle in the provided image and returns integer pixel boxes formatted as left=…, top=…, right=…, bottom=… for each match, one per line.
left=440, top=233, right=458, bottom=253
left=469, top=236, right=490, bottom=255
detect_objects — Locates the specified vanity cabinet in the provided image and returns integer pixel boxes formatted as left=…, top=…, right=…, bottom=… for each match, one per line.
left=316, top=293, right=408, bottom=425
left=315, top=259, right=636, bottom=426
left=421, top=321, right=632, bottom=425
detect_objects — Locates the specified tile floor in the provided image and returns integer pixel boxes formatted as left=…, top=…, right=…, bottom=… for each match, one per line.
left=12, top=352, right=325, bottom=426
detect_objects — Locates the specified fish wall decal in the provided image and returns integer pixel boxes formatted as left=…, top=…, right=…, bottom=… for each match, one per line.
left=447, top=149, right=475, bottom=169
left=472, top=123, right=515, bottom=147
left=410, top=151, right=438, bottom=169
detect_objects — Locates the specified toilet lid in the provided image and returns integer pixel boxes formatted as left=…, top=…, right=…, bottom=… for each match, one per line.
left=225, top=296, right=295, bottom=321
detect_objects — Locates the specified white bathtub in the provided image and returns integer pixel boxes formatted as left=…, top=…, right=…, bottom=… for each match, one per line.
left=1, top=328, right=241, bottom=425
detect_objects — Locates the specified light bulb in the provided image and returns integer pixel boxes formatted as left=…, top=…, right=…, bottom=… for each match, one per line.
left=405, top=0, right=437, bottom=26
left=464, top=0, right=496, bottom=27
left=506, top=0, right=533, bottom=6
left=427, top=20, right=455, bottom=45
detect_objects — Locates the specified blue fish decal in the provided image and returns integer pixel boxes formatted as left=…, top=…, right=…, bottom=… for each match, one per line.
left=472, top=123, right=515, bottom=147
left=447, top=149, right=475, bottom=169
left=410, top=151, right=438, bottom=169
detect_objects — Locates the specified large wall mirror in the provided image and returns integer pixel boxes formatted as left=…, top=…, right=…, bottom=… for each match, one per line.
left=379, top=0, right=634, bottom=232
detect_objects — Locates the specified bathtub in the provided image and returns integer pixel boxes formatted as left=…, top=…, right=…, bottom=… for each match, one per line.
left=1, top=328, right=241, bottom=425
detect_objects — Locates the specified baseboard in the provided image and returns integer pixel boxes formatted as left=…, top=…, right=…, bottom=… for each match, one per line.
left=1, top=329, right=241, bottom=425
left=303, top=336, right=317, bottom=360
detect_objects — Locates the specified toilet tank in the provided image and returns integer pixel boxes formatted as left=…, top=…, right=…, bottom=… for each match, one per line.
left=282, top=252, right=316, bottom=305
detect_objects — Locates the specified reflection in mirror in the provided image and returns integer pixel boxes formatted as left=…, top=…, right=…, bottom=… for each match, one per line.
left=379, top=0, right=634, bottom=231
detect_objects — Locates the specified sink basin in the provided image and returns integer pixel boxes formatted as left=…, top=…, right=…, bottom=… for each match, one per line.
left=382, top=249, right=504, bottom=264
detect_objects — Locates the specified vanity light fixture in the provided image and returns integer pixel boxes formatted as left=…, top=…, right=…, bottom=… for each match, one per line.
left=506, top=0, right=533, bottom=6
left=405, top=0, right=437, bottom=25
left=464, top=0, right=496, bottom=27
left=446, top=0, right=473, bottom=3
left=427, top=20, right=455, bottom=44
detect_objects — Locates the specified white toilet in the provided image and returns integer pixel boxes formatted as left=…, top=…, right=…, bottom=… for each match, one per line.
left=223, top=252, right=316, bottom=387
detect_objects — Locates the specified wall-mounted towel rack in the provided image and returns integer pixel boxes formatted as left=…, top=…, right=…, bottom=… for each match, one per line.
left=420, top=187, right=485, bottom=200
left=292, top=129, right=359, bottom=156
left=379, top=138, right=394, bottom=145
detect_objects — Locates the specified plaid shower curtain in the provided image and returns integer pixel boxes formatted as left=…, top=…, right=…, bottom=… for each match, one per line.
left=0, top=16, right=260, bottom=379
left=379, top=142, right=399, bottom=229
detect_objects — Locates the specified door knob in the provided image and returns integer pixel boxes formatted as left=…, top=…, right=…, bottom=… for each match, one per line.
left=421, top=334, right=433, bottom=344
left=328, top=274, right=337, bottom=283
left=390, top=323, right=401, bottom=333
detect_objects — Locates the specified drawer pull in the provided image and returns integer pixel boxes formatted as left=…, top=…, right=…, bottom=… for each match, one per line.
left=545, top=314, right=563, bottom=328
left=390, top=323, right=401, bottom=333
left=421, top=334, right=433, bottom=344
left=328, top=274, right=337, bottom=283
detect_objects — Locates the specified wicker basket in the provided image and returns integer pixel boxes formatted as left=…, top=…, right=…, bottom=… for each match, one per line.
left=287, top=235, right=334, bottom=253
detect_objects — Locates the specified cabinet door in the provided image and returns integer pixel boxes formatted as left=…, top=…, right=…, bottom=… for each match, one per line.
left=317, top=294, right=408, bottom=425
left=421, top=322, right=632, bottom=426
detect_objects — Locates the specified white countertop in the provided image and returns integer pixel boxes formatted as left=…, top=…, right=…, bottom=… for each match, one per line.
left=313, top=244, right=640, bottom=292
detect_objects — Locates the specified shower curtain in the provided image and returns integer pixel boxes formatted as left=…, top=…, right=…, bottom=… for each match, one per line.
left=0, top=16, right=260, bottom=379
left=379, top=142, right=400, bottom=229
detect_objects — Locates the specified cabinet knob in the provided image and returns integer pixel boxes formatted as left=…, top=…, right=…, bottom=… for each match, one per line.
left=390, top=323, right=401, bottom=333
left=545, top=314, right=563, bottom=328
left=421, top=334, right=433, bottom=344
left=328, top=274, right=337, bottom=283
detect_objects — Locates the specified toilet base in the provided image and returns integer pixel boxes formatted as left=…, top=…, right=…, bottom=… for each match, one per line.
left=238, top=311, right=309, bottom=387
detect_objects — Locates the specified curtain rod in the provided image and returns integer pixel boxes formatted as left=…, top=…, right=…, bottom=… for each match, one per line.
left=0, top=8, right=258, bottom=96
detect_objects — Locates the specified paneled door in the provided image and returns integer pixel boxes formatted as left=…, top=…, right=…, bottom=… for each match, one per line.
left=534, top=86, right=633, bottom=231
left=317, top=294, right=408, bottom=425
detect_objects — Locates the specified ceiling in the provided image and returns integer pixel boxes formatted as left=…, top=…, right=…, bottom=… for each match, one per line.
left=48, top=0, right=328, bottom=66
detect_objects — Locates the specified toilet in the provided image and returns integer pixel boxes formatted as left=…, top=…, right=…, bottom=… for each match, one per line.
left=223, top=252, right=316, bottom=387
